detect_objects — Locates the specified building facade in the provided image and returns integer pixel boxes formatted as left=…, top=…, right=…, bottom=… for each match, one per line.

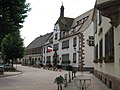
left=23, top=4, right=95, bottom=71
left=23, top=33, right=53, bottom=66
left=93, top=0, right=120, bottom=90
left=42, top=4, right=94, bottom=71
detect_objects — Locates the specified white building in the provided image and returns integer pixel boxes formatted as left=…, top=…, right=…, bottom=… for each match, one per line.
left=43, top=4, right=94, bottom=71
left=92, top=0, right=120, bottom=89
left=23, top=33, right=53, bottom=66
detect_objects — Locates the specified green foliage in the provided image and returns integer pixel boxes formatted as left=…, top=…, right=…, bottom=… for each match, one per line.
left=0, top=0, right=31, bottom=50
left=0, top=0, right=30, bottom=65
left=54, top=75, right=64, bottom=84
left=1, top=32, right=25, bottom=61
left=104, top=55, right=114, bottom=63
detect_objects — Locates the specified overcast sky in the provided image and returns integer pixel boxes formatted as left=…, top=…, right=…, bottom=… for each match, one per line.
left=20, top=0, right=96, bottom=47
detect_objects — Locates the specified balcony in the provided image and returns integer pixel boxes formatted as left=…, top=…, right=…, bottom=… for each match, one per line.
left=96, top=0, right=120, bottom=27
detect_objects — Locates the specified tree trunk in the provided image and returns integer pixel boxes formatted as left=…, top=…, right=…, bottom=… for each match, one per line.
left=12, top=59, right=13, bottom=67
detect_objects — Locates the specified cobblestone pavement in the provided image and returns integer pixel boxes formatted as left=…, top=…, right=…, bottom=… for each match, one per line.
left=63, top=72, right=112, bottom=90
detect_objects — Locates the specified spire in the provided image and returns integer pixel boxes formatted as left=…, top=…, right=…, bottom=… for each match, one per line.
left=60, top=2, right=64, bottom=18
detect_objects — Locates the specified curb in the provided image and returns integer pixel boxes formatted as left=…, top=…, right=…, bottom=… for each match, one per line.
left=0, top=71, right=23, bottom=78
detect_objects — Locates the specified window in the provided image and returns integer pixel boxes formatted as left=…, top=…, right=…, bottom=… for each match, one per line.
left=53, top=43, right=59, bottom=50
left=73, top=53, right=76, bottom=63
left=60, top=31, right=69, bottom=39
left=44, top=57, right=45, bottom=63
left=98, top=27, right=103, bottom=36
left=99, top=39, right=103, bottom=58
left=77, top=16, right=89, bottom=25
left=98, top=11, right=102, bottom=26
left=95, top=44, right=98, bottom=59
left=55, top=33, right=58, bottom=40
left=46, top=56, right=51, bottom=64
left=62, top=40, right=69, bottom=49
left=73, top=37, right=77, bottom=47
left=49, top=37, right=53, bottom=43
left=62, top=54, right=69, bottom=64
left=94, top=16, right=97, bottom=34
left=105, top=27, right=114, bottom=57
left=87, top=36, right=94, bottom=46
left=43, top=47, right=45, bottom=53
left=63, top=32, right=65, bottom=37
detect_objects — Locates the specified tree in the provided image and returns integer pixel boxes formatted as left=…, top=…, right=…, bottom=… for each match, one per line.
left=0, top=0, right=31, bottom=50
left=1, top=32, right=25, bottom=66
left=0, top=0, right=30, bottom=66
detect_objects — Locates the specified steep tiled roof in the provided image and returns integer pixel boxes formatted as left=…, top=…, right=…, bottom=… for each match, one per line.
left=26, top=32, right=53, bottom=49
left=71, top=9, right=94, bottom=32
left=55, top=17, right=74, bottom=31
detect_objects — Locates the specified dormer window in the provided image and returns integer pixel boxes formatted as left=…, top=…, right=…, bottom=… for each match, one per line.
left=63, top=32, right=65, bottom=37
left=73, top=37, right=77, bottom=47
left=55, top=33, right=58, bottom=40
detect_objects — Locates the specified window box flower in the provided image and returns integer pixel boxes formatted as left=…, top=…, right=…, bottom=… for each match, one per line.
left=93, top=59, right=99, bottom=63
left=104, top=55, right=114, bottom=63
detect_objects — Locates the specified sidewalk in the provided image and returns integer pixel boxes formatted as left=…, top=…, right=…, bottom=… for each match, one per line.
left=63, top=72, right=111, bottom=90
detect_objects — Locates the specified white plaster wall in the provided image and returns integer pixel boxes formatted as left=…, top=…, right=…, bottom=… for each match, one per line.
left=58, top=35, right=79, bottom=68
left=83, top=23, right=94, bottom=67
left=114, top=25, right=120, bottom=77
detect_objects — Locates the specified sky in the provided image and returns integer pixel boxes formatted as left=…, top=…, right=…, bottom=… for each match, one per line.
left=20, top=0, right=96, bottom=47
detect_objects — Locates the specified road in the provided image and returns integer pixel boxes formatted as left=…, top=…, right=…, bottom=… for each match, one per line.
left=0, top=65, right=67, bottom=90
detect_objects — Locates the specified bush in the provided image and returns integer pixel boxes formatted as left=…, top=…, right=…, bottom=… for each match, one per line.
left=47, top=64, right=52, bottom=67
left=39, top=64, right=43, bottom=67
left=56, top=65, right=62, bottom=69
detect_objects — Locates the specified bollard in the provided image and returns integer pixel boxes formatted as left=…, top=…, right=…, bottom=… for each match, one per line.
left=72, top=69, right=77, bottom=78
left=74, top=78, right=91, bottom=90
left=72, top=72, right=74, bottom=80
left=64, top=74, right=68, bottom=87
left=68, top=71, right=71, bottom=83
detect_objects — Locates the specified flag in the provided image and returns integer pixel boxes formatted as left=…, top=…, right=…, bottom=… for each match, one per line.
left=47, top=46, right=53, bottom=52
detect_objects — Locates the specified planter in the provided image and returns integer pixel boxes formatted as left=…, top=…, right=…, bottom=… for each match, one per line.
left=98, top=58, right=103, bottom=63
left=103, top=55, right=114, bottom=63
left=104, top=59, right=114, bottom=63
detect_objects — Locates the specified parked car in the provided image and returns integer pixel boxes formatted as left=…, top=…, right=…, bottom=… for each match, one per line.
left=0, top=64, right=15, bottom=71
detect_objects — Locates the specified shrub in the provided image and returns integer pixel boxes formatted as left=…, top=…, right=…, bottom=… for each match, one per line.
left=56, top=65, right=61, bottom=69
